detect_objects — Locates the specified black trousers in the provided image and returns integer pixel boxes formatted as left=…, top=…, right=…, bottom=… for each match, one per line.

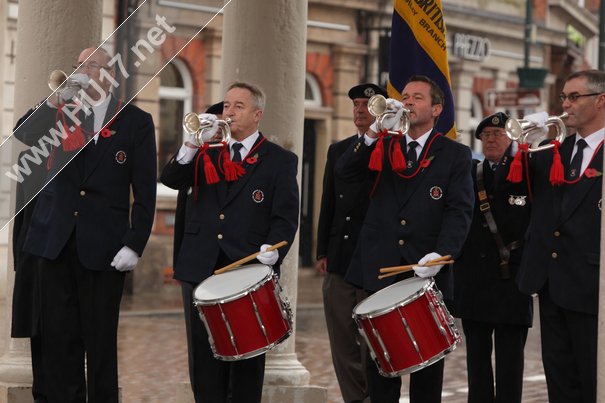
left=182, top=281, right=265, bottom=403
left=31, top=333, right=48, bottom=403
left=462, top=319, right=528, bottom=403
left=37, top=234, right=125, bottom=403
left=539, top=287, right=597, bottom=403
left=366, top=351, right=444, bottom=403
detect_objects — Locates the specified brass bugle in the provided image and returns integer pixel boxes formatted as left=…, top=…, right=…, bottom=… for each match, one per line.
left=505, top=112, right=568, bottom=153
left=367, top=94, right=411, bottom=134
left=48, top=70, right=69, bottom=92
left=182, top=113, right=231, bottom=147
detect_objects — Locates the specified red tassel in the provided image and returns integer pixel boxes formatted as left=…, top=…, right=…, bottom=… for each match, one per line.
left=203, top=153, right=219, bottom=184
left=368, top=131, right=387, bottom=172
left=391, top=136, right=406, bottom=172
left=549, top=140, right=564, bottom=186
left=507, top=144, right=528, bottom=183
left=223, top=150, right=246, bottom=181
left=62, top=125, right=86, bottom=151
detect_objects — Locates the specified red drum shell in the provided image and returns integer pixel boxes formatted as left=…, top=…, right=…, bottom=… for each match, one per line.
left=353, top=277, right=460, bottom=377
left=193, top=264, right=292, bottom=361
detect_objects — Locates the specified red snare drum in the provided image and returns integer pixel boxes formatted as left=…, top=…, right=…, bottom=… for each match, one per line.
left=193, top=264, right=293, bottom=361
left=353, top=277, right=460, bottom=377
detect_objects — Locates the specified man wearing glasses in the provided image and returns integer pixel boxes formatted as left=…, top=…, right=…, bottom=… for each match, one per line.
left=453, top=112, right=532, bottom=403
left=517, top=69, right=605, bottom=402
left=13, top=47, right=157, bottom=402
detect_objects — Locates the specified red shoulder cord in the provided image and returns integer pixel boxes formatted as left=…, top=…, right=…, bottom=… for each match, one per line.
left=47, top=100, right=123, bottom=170
left=193, top=136, right=269, bottom=200
left=219, top=136, right=267, bottom=181
left=368, top=133, right=442, bottom=197
left=561, top=140, right=604, bottom=185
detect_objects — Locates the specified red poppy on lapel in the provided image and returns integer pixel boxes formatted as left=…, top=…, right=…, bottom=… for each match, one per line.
left=101, top=128, right=116, bottom=138
left=584, top=168, right=602, bottom=178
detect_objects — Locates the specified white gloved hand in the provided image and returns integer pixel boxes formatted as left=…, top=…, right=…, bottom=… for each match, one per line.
left=412, top=252, right=443, bottom=278
left=523, top=111, right=549, bottom=135
left=110, top=246, right=139, bottom=272
left=381, top=99, right=405, bottom=130
left=61, top=74, right=90, bottom=101
left=257, top=244, right=279, bottom=266
left=197, top=113, right=220, bottom=142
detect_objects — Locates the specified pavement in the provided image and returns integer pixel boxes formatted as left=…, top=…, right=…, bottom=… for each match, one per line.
left=1, top=267, right=549, bottom=402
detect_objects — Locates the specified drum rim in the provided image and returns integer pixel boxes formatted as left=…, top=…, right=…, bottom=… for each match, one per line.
left=353, top=277, right=435, bottom=319
left=210, top=327, right=294, bottom=361
left=193, top=268, right=275, bottom=305
left=375, top=336, right=461, bottom=377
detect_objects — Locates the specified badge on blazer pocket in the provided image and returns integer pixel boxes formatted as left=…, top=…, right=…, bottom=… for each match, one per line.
left=508, top=195, right=527, bottom=206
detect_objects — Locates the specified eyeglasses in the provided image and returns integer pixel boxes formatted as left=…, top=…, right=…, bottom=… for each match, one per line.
left=72, top=62, right=108, bottom=71
left=558, top=92, right=602, bottom=103
left=479, top=130, right=506, bottom=140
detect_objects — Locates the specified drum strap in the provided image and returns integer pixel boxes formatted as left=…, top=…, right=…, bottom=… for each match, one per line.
left=477, top=161, right=521, bottom=280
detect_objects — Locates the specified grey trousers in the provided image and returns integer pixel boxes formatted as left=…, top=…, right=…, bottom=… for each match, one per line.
left=323, top=272, right=370, bottom=403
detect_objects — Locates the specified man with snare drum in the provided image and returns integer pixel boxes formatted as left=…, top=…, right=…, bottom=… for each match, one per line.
left=161, top=81, right=299, bottom=403
left=336, top=75, right=474, bottom=403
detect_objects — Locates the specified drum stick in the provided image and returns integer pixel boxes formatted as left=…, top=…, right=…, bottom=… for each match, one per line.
left=379, top=255, right=452, bottom=274
left=377, top=261, right=454, bottom=280
left=214, top=241, right=289, bottom=275
left=377, top=260, right=454, bottom=279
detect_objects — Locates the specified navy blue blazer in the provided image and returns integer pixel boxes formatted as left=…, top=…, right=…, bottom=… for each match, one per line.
left=316, top=134, right=372, bottom=276
left=18, top=97, right=157, bottom=271
left=336, top=131, right=474, bottom=297
left=160, top=134, right=299, bottom=284
left=453, top=153, right=533, bottom=326
left=518, top=134, right=603, bottom=314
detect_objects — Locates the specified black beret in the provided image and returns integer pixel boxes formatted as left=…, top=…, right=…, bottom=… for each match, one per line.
left=205, top=101, right=224, bottom=115
left=475, top=112, right=509, bottom=139
left=348, top=83, right=388, bottom=100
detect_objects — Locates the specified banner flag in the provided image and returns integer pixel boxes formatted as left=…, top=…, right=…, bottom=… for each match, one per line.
left=388, top=0, right=456, bottom=139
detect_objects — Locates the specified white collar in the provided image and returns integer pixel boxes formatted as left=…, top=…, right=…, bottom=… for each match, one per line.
left=230, top=131, right=260, bottom=153
left=576, top=128, right=605, bottom=151
left=405, top=129, right=432, bottom=149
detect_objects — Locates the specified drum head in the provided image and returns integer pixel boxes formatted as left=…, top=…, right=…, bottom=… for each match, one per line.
left=354, top=277, right=431, bottom=316
left=194, top=264, right=272, bottom=302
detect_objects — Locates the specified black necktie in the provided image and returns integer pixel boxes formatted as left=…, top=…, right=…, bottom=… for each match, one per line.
left=83, top=110, right=95, bottom=141
left=567, top=139, right=587, bottom=180
left=231, top=142, right=243, bottom=163
left=407, top=141, right=419, bottom=168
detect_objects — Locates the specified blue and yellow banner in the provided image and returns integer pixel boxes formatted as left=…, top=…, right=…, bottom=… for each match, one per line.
left=388, top=0, right=456, bottom=139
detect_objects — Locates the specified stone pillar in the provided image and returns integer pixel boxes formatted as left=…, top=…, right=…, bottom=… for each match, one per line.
left=450, top=61, right=479, bottom=147
left=597, top=171, right=605, bottom=402
left=202, top=28, right=223, bottom=108
left=0, top=1, right=101, bottom=401
left=220, top=1, right=326, bottom=401
left=331, top=44, right=368, bottom=141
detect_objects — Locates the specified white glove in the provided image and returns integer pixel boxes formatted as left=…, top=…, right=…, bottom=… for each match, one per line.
left=257, top=244, right=279, bottom=266
left=413, top=252, right=443, bottom=278
left=382, top=99, right=405, bottom=130
left=61, top=73, right=90, bottom=101
left=198, top=113, right=220, bottom=142
left=110, top=246, right=139, bottom=272
left=523, top=111, right=549, bottom=135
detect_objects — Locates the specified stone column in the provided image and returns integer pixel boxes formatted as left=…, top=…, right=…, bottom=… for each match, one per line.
left=450, top=60, right=479, bottom=147
left=0, top=1, right=101, bottom=401
left=221, top=1, right=325, bottom=401
left=331, top=44, right=368, bottom=141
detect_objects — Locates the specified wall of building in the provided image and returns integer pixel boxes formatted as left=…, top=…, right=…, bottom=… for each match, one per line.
left=0, top=0, right=601, bottom=293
